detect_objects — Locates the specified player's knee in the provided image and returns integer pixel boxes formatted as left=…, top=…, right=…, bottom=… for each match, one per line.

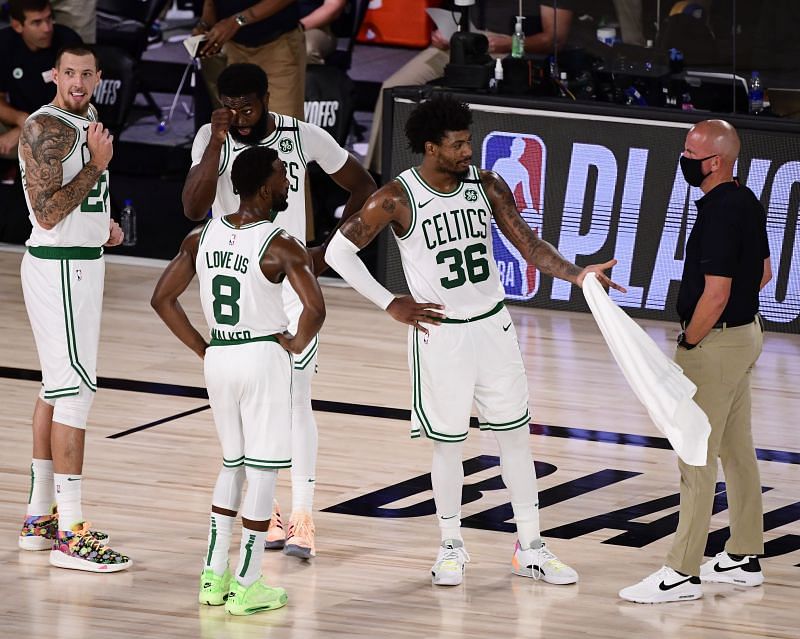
left=494, top=425, right=530, bottom=454
left=212, top=464, right=245, bottom=511
left=37, top=388, right=56, bottom=406
left=241, top=467, right=278, bottom=521
left=51, top=385, right=95, bottom=429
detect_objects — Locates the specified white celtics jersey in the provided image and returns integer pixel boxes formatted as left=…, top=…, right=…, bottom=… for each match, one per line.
left=21, top=104, right=110, bottom=248
left=191, top=112, right=348, bottom=244
left=197, top=216, right=288, bottom=342
left=394, top=166, right=505, bottom=318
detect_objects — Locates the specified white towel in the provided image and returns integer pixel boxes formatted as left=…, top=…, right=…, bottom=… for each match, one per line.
left=581, top=272, right=711, bottom=466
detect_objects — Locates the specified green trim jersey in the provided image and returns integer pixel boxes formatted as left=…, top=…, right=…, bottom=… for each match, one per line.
left=394, top=166, right=505, bottom=319
left=197, top=217, right=289, bottom=343
left=190, top=113, right=348, bottom=245
left=21, top=104, right=111, bottom=248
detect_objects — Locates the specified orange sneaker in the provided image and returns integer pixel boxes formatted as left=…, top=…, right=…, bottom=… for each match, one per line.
left=264, top=500, right=286, bottom=550
left=284, top=512, right=315, bottom=559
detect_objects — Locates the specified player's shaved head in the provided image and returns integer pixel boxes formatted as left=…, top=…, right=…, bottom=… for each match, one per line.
left=687, top=119, right=740, bottom=164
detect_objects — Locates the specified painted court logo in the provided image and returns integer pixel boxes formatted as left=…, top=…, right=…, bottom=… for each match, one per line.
left=482, top=132, right=546, bottom=301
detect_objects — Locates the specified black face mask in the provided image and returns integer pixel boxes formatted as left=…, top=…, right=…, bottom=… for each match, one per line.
left=679, top=154, right=717, bottom=187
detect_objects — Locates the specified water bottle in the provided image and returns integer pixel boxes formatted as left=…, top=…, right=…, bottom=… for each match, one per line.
left=511, top=16, right=525, bottom=58
left=120, top=199, right=137, bottom=247
left=748, top=71, right=764, bottom=115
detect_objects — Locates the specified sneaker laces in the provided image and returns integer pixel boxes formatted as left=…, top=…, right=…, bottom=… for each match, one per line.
left=289, top=515, right=314, bottom=541
left=439, top=544, right=470, bottom=566
left=644, top=566, right=674, bottom=585
left=72, top=522, right=108, bottom=551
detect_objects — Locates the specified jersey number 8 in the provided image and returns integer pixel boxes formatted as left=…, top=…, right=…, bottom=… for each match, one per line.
left=212, top=274, right=241, bottom=325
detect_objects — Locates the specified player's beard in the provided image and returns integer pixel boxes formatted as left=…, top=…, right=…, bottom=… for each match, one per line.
left=272, top=192, right=289, bottom=212
left=230, top=110, right=269, bottom=145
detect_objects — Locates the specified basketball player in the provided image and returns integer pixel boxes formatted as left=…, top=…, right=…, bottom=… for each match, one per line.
left=183, top=63, right=376, bottom=559
left=17, top=45, right=131, bottom=571
left=326, top=95, right=624, bottom=586
left=152, top=146, right=325, bottom=614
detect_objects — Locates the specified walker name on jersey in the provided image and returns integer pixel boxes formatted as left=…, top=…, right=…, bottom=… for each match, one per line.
left=204, top=250, right=249, bottom=274
left=324, top=454, right=800, bottom=560
left=422, top=208, right=488, bottom=250
left=482, top=132, right=546, bottom=301
left=210, top=327, right=257, bottom=341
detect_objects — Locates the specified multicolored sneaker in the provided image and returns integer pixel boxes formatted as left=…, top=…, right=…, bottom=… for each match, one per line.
left=283, top=512, right=315, bottom=559
left=431, top=539, right=470, bottom=586
left=18, top=513, right=110, bottom=551
left=224, top=579, right=288, bottom=616
left=49, top=522, right=131, bottom=572
left=264, top=500, right=286, bottom=550
left=199, top=567, right=233, bottom=605
left=511, top=540, right=578, bottom=585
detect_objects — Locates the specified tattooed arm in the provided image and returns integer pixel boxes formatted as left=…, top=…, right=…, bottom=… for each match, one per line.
left=337, top=179, right=411, bottom=249
left=482, top=170, right=625, bottom=291
left=19, top=115, right=112, bottom=230
left=325, top=179, right=444, bottom=331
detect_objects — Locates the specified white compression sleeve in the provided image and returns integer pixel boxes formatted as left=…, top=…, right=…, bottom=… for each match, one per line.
left=325, top=231, right=395, bottom=310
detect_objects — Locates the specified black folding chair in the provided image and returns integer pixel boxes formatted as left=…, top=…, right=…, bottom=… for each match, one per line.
left=96, top=0, right=172, bottom=119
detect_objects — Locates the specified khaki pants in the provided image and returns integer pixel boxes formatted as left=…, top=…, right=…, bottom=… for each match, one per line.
left=224, top=27, right=307, bottom=122
left=52, top=0, right=97, bottom=43
left=363, top=46, right=449, bottom=175
left=666, top=319, right=765, bottom=576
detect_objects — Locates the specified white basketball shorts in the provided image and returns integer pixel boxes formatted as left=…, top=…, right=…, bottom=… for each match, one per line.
left=21, top=249, right=105, bottom=399
left=408, top=303, right=531, bottom=442
left=204, top=338, right=293, bottom=469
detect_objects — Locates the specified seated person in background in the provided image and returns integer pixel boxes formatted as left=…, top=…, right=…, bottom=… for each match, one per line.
left=364, top=0, right=578, bottom=177
left=300, top=0, right=346, bottom=65
left=50, top=0, right=96, bottom=43
left=0, top=0, right=81, bottom=157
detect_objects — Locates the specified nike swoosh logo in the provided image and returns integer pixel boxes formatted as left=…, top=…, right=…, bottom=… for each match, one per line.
left=713, top=562, right=745, bottom=573
left=503, top=323, right=512, bottom=332
left=418, top=198, right=434, bottom=208
left=66, top=477, right=81, bottom=482
left=233, top=146, right=250, bottom=152
left=658, top=577, right=693, bottom=591
left=440, top=514, right=458, bottom=520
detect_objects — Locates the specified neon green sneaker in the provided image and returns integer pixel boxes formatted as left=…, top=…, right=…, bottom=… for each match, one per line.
left=199, top=567, right=233, bottom=606
left=224, top=579, right=288, bottom=616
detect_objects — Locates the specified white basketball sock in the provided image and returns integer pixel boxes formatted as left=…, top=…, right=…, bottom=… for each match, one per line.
left=431, top=442, right=464, bottom=542
left=205, top=512, right=235, bottom=575
left=235, top=527, right=267, bottom=587
left=27, top=458, right=54, bottom=517
left=495, top=427, right=542, bottom=549
left=512, top=502, right=542, bottom=550
left=291, top=366, right=318, bottom=514
left=54, top=473, right=82, bottom=531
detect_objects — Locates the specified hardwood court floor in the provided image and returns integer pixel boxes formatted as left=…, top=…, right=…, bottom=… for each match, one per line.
left=0, top=248, right=798, bottom=639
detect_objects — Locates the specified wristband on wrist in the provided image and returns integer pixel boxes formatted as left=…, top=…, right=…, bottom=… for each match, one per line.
left=677, top=331, right=697, bottom=350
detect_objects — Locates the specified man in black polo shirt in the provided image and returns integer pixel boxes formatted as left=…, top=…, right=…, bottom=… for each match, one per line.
left=620, top=119, right=772, bottom=604
left=0, top=0, right=81, bottom=157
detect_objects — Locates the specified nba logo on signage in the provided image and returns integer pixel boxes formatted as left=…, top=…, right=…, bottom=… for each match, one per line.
left=482, top=132, right=546, bottom=301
